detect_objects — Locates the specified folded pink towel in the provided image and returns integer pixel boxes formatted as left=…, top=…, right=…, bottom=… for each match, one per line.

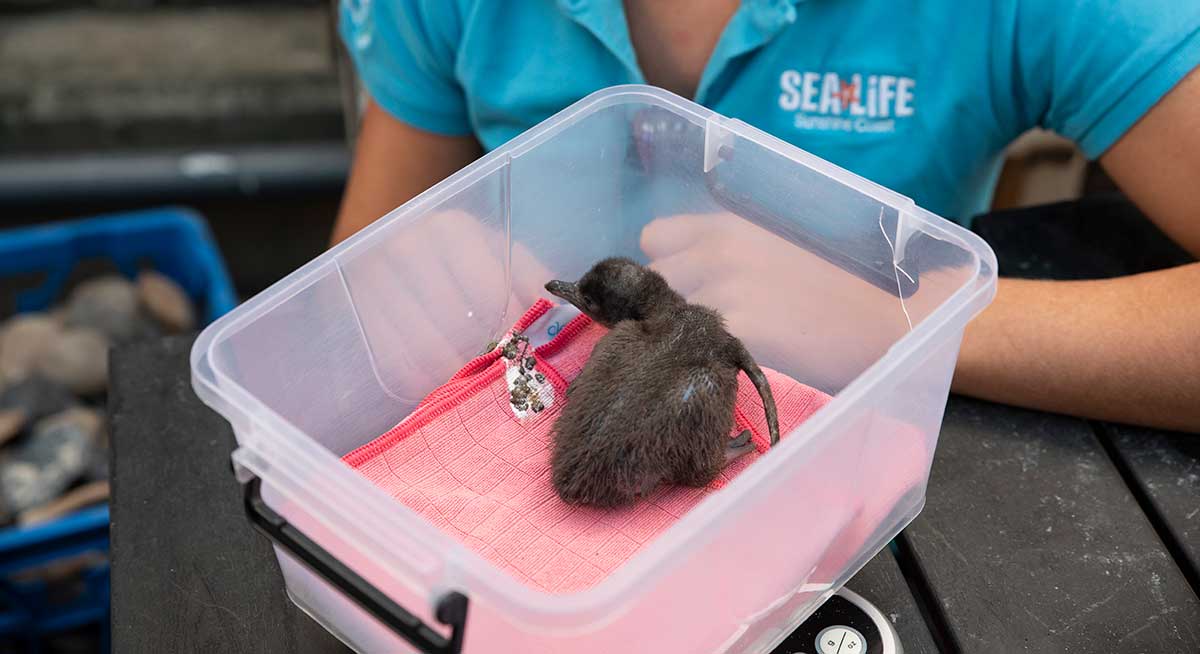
left=343, top=299, right=835, bottom=593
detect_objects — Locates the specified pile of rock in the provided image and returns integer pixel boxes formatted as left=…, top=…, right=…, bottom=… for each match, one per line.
left=0, top=270, right=196, bottom=526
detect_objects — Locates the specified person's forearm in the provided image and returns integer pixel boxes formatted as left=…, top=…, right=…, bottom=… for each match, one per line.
left=330, top=101, right=482, bottom=246
left=952, top=263, right=1200, bottom=431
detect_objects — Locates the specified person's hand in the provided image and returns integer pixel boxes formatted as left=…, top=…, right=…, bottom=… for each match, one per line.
left=343, top=209, right=551, bottom=402
left=640, top=213, right=910, bottom=391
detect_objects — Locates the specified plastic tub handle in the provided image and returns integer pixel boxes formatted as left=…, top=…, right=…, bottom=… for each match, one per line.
left=241, top=476, right=469, bottom=654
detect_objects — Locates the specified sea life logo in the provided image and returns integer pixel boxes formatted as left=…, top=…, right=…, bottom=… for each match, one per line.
left=778, top=70, right=915, bottom=134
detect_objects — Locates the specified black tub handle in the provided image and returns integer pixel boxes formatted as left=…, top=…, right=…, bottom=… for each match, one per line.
left=241, top=476, right=469, bottom=654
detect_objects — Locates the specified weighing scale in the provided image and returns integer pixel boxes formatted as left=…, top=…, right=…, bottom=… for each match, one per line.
left=772, top=588, right=902, bottom=654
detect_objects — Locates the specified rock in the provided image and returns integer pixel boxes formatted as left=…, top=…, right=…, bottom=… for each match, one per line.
left=64, top=275, right=140, bottom=343
left=0, top=408, right=28, bottom=447
left=0, top=408, right=102, bottom=513
left=0, top=461, right=41, bottom=513
left=49, top=305, right=69, bottom=325
left=39, top=407, right=104, bottom=440
left=18, top=480, right=109, bottom=526
left=36, top=327, right=110, bottom=396
left=0, top=313, right=60, bottom=385
left=0, top=376, right=77, bottom=422
left=137, top=270, right=196, bottom=332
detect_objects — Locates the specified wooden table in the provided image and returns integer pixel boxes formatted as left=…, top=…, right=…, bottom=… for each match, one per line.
left=109, top=196, right=1199, bottom=653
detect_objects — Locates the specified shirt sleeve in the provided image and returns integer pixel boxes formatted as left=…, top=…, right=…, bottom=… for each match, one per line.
left=338, top=0, right=472, bottom=136
left=1010, top=0, right=1200, bottom=159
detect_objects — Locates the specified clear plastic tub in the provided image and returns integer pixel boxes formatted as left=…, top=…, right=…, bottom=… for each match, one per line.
left=192, top=85, right=996, bottom=654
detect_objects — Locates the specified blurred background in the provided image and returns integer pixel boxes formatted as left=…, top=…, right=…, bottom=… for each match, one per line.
left=2, top=0, right=350, bottom=299
left=0, top=2, right=1123, bottom=652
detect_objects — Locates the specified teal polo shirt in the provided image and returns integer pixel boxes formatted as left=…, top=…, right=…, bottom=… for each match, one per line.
left=339, top=0, right=1200, bottom=223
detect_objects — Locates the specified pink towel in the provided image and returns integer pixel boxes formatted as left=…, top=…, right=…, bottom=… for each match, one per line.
left=343, top=299, right=833, bottom=593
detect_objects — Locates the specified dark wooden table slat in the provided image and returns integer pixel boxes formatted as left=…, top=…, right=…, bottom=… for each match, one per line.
left=110, top=336, right=349, bottom=654
left=1105, top=425, right=1200, bottom=592
left=904, top=398, right=1200, bottom=653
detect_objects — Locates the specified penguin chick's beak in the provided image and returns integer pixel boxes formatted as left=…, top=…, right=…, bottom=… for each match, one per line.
left=545, top=280, right=582, bottom=308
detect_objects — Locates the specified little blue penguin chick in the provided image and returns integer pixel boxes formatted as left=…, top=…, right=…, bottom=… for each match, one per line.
left=545, top=257, right=780, bottom=508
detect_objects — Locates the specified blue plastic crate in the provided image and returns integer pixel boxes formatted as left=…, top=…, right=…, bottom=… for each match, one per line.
left=0, top=207, right=237, bottom=652
left=0, top=207, right=236, bottom=322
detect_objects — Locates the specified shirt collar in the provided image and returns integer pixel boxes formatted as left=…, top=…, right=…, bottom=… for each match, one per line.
left=558, top=0, right=805, bottom=101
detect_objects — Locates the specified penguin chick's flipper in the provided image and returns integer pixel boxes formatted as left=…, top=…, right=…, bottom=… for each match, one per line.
left=725, top=429, right=756, bottom=464
left=735, top=344, right=780, bottom=446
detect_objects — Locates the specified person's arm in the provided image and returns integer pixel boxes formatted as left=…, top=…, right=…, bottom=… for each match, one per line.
left=952, top=68, right=1200, bottom=431
left=330, top=100, right=482, bottom=246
